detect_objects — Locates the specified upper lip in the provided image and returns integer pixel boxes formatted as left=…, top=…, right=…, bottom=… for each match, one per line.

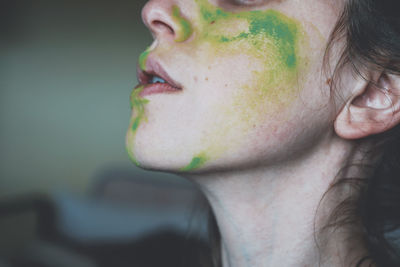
left=137, top=57, right=182, bottom=90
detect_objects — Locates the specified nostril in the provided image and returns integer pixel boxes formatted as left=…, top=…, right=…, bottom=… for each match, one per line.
left=142, top=3, right=193, bottom=43
left=151, top=20, right=175, bottom=35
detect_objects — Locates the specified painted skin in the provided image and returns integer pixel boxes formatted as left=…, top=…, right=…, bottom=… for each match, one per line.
left=139, top=48, right=151, bottom=71
left=128, top=0, right=308, bottom=171
left=180, top=152, right=209, bottom=171
left=172, top=5, right=194, bottom=42
left=127, top=85, right=149, bottom=166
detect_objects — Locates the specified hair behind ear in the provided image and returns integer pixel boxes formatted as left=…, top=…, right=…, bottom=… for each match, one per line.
left=358, top=124, right=400, bottom=266
left=321, top=0, right=400, bottom=266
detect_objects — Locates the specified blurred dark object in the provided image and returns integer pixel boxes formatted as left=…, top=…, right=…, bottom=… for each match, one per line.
left=0, top=170, right=212, bottom=267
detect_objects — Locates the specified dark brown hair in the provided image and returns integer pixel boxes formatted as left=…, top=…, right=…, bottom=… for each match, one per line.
left=325, top=0, right=400, bottom=266
left=205, top=0, right=400, bottom=266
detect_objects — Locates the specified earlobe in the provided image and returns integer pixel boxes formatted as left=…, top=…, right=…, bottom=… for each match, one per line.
left=335, top=73, right=400, bottom=139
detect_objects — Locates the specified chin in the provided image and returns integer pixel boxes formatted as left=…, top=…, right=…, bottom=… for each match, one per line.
left=126, top=136, right=258, bottom=175
left=126, top=131, right=205, bottom=173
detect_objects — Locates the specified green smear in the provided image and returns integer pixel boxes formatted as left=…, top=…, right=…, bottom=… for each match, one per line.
left=130, top=85, right=149, bottom=132
left=180, top=153, right=209, bottom=171
left=172, top=5, right=193, bottom=42
left=126, top=145, right=140, bottom=166
left=139, top=48, right=150, bottom=71
left=247, top=10, right=297, bottom=68
left=195, top=0, right=299, bottom=69
left=127, top=85, right=149, bottom=166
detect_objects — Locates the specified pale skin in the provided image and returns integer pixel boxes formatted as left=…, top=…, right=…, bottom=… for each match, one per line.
left=126, top=0, right=400, bottom=266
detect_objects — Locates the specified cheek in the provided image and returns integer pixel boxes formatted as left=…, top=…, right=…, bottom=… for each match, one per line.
left=188, top=1, right=310, bottom=152
left=128, top=1, right=317, bottom=171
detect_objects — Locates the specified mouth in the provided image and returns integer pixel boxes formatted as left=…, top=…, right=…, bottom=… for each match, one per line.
left=137, top=58, right=182, bottom=97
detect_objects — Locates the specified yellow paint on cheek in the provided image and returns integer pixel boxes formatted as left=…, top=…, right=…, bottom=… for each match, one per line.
left=178, top=0, right=310, bottom=170
left=194, top=0, right=307, bottom=91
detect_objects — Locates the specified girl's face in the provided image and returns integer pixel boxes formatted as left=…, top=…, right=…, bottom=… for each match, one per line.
left=126, top=0, right=342, bottom=172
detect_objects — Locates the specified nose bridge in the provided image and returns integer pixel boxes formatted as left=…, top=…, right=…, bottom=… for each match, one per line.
left=142, top=0, right=193, bottom=43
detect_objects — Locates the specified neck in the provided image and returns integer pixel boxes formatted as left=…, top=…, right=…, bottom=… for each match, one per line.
left=188, top=134, right=369, bottom=267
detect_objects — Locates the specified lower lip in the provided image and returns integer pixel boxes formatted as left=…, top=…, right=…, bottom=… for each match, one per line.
left=139, top=83, right=181, bottom=97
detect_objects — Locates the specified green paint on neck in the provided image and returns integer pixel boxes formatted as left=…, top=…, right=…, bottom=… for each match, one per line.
left=139, top=47, right=151, bottom=71
left=172, top=5, right=193, bottom=42
left=127, top=85, right=150, bottom=166
left=180, top=153, right=209, bottom=171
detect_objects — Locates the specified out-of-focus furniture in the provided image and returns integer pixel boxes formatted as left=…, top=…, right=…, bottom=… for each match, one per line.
left=0, top=167, right=212, bottom=267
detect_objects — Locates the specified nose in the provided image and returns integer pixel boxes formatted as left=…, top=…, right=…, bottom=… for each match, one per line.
left=141, top=1, right=193, bottom=43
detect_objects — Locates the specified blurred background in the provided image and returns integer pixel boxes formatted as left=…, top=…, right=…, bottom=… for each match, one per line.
left=0, top=1, right=210, bottom=266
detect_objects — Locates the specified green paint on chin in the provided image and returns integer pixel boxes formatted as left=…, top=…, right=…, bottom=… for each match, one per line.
left=139, top=48, right=150, bottom=71
left=172, top=5, right=193, bottom=42
left=130, top=85, right=149, bottom=132
left=127, top=85, right=150, bottom=166
left=180, top=153, right=209, bottom=172
left=126, top=145, right=140, bottom=166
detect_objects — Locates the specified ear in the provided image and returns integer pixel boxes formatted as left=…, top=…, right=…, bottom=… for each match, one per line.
left=335, top=72, right=400, bottom=139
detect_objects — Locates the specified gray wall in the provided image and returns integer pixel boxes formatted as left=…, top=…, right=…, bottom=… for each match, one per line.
left=1, top=0, right=182, bottom=196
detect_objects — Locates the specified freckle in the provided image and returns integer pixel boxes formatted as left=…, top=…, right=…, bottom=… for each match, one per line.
left=205, top=77, right=209, bottom=81
left=208, top=66, right=211, bottom=70
left=224, top=84, right=228, bottom=87
left=210, top=21, right=215, bottom=24
left=194, top=76, right=198, bottom=82
left=326, top=78, right=332, bottom=85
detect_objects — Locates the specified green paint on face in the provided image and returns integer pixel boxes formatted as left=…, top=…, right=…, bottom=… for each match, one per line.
left=127, top=85, right=149, bottom=166
left=248, top=11, right=297, bottom=68
left=139, top=47, right=150, bottom=71
left=173, top=0, right=309, bottom=168
left=190, top=0, right=309, bottom=127
left=195, top=0, right=299, bottom=70
left=126, top=145, right=140, bottom=166
left=130, top=85, right=149, bottom=132
left=130, top=1, right=309, bottom=171
left=172, top=5, right=193, bottom=42
left=180, top=153, right=209, bottom=172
